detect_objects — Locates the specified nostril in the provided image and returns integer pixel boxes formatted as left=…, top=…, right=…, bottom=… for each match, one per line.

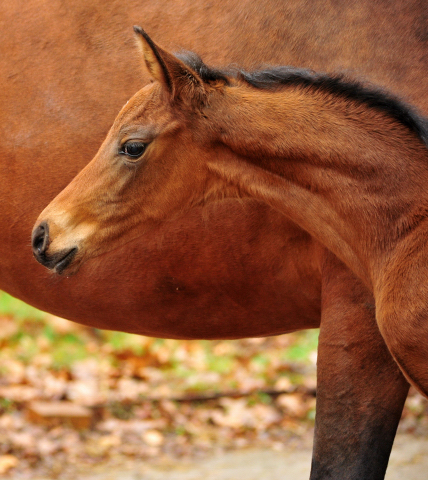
left=34, top=233, right=44, bottom=254
left=32, top=221, right=49, bottom=257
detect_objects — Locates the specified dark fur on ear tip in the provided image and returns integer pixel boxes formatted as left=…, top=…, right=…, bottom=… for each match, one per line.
left=132, top=25, right=173, bottom=93
left=133, top=26, right=155, bottom=47
left=133, top=25, right=145, bottom=36
left=133, top=26, right=161, bottom=58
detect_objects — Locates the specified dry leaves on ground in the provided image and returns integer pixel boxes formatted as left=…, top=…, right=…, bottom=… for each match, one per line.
left=0, top=312, right=426, bottom=479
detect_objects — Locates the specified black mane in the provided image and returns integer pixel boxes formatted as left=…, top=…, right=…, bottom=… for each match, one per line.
left=176, top=51, right=428, bottom=147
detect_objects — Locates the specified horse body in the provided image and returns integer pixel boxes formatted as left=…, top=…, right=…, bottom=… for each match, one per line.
left=33, top=29, right=428, bottom=478
left=204, top=69, right=428, bottom=396
left=2, top=0, right=428, bottom=326
left=34, top=43, right=428, bottom=296
left=2, top=1, right=428, bottom=478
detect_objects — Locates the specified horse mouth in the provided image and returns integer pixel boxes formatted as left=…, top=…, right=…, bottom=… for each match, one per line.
left=33, top=247, right=78, bottom=274
left=53, top=247, right=78, bottom=274
left=33, top=244, right=79, bottom=275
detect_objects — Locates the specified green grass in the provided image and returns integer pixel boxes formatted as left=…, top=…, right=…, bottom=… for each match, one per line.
left=0, top=290, right=319, bottom=390
left=0, top=291, right=90, bottom=368
left=0, top=291, right=47, bottom=321
left=282, top=330, right=319, bottom=363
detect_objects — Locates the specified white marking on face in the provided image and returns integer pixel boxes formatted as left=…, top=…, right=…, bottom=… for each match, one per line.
left=69, top=222, right=97, bottom=245
left=47, top=209, right=73, bottom=231
left=45, top=210, right=97, bottom=252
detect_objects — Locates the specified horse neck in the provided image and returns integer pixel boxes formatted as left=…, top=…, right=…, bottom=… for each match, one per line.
left=206, top=85, right=428, bottom=288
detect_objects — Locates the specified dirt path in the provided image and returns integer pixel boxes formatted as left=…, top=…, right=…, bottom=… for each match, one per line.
left=46, top=433, right=427, bottom=480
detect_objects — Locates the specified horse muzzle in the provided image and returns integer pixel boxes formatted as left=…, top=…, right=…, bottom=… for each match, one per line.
left=32, top=221, right=78, bottom=274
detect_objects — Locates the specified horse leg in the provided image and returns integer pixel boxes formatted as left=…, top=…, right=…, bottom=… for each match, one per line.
left=375, top=243, right=428, bottom=397
left=310, top=252, right=409, bottom=480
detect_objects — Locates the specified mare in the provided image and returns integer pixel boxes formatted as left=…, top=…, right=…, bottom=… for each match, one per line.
left=1, top=1, right=426, bottom=478
left=32, top=28, right=428, bottom=479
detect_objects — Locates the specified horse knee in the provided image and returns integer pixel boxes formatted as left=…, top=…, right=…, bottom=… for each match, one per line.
left=376, top=308, right=428, bottom=397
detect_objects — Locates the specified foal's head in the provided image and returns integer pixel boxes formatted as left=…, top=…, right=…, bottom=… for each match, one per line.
left=32, top=28, right=237, bottom=274
left=32, top=27, right=426, bottom=276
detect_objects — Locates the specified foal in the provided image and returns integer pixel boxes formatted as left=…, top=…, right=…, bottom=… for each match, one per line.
left=33, top=28, right=428, bottom=400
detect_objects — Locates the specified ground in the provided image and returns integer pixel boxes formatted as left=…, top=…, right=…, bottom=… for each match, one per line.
left=1, top=296, right=427, bottom=480
left=22, top=433, right=428, bottom=480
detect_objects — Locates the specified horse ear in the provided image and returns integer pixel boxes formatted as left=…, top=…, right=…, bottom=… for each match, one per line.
left=133, top=26, right=206, bottom=107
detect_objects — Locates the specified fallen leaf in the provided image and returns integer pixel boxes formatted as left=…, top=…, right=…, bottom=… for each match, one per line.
left=142, top=429, right=164, bottom=447
left=0, top=455, right=18, bottom=474
left=277, top=393, right=308, bottom=417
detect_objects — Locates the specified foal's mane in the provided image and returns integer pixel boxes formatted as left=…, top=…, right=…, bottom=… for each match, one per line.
left=176, top=51, right=428, bottom=147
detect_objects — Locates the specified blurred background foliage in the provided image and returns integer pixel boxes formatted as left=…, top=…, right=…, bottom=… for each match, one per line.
left=0, top=289, right=320, bottom=477
left=0, top=290, right=426, bottom=479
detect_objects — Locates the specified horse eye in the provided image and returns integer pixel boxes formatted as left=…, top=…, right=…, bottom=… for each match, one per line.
left=120, top=141, right=147, bottom=159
